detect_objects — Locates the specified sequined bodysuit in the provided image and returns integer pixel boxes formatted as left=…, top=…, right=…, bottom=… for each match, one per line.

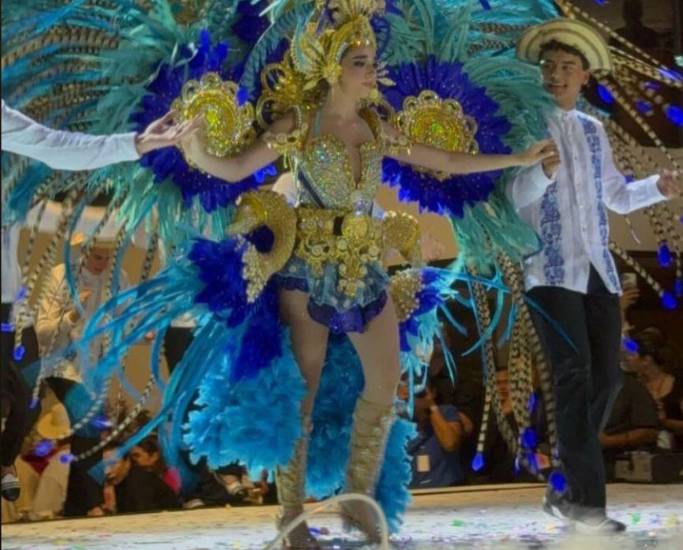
left=264, top=107, right=418, bottom=333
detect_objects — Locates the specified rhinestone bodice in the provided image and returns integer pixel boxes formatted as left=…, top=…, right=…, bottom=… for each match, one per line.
left=295, top=109, right=383, bottom=212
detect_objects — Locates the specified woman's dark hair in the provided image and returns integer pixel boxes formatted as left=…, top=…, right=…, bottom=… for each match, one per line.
left=134, top=435, right=168, bottom=474
left=539, top=39, right=590, bottom=70
left=632, top=327, right=681, bottom=374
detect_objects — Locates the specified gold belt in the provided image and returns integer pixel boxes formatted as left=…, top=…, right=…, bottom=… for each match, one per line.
left=293, top=206, right=422, bottom=298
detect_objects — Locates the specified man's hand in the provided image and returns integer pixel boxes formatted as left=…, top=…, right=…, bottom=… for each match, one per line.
left=68, top=288, right=92, bottom=323
left=135, top=112, right=201, bottom=155
left=657, top=170, right=682, bottom=199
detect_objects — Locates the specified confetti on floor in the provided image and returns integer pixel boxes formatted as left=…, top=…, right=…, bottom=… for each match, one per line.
left=2, top=484, right=682, bottom=549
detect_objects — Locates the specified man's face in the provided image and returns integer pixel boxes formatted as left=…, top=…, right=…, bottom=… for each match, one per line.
left=540, top=49, right=590, bottom=110
left=85, top=246, right=113, bottom=276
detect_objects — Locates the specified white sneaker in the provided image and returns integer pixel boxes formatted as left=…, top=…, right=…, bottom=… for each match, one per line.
left=573, top=516, right=627, bottom=535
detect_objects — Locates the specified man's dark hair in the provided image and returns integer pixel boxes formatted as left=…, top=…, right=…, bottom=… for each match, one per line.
left=539, top=39, right=590, bottom=70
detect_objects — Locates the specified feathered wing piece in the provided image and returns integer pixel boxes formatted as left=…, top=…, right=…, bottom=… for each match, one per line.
left=1, top=1, right=280, bottom=365
left=380, top=0, right=558, bottom=269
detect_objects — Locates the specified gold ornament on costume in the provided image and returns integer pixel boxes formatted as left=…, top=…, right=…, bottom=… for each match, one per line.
left=292, top=207, right=423, bottom=300
left=394, top=90, right=479, bottom=180
left=173, top=72, right=256, bottom=158
left=257, top=54, right=322, bottom=127
left=382, top=211, right=422, bottom=266
left=226, top=191, right=297, bottom=302
left=291, top=16, right=377, bottom=90
left=294, top=207, right=384, bottom=299
left=388, top=269, right=423, bottom=323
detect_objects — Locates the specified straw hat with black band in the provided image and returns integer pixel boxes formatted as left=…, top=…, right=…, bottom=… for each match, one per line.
left=36, top=403, right=71, bottom=441
left=517, top=18, right=614, bottom=74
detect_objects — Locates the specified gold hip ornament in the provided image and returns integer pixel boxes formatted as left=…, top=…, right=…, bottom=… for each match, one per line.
left=226, top=191, right=298, bottom=303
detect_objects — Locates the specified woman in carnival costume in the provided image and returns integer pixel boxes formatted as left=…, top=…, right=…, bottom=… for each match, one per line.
left=0, top=1, right=568, bottom=546
left=171, top=1, right=553, bottom=545
left=4, top=0, right=681, bottom=547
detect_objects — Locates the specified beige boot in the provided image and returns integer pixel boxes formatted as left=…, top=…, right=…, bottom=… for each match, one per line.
left=275, top=416, right=320, bottom=549
left=341, top=397, right=394, bottom=542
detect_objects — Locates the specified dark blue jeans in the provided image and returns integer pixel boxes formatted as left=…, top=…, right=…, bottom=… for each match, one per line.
left=528, top=267, right=622, bottom=512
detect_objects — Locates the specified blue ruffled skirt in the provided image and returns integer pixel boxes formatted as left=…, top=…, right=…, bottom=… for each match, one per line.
left=276, top=255, right=389, bottom=334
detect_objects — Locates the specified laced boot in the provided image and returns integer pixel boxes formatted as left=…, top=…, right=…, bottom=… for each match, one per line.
left=275, top=416, right=320, bottom=549
left=340, top=397, right=394, bottom=543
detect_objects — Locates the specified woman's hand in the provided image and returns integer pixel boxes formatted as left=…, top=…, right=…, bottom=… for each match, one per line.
left=515, top=139, right=558, bottom=167
left=135, top=112, right=201, bottom=155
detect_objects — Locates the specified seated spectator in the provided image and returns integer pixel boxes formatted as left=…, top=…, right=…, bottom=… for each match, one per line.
left=400, top=378, right=465, bottom=489
left=600, top=372, right=660, bottom=478
left=183, top=460, right=265, bottom=509
left=612, top=0, right=659, bottom=52
left=130, top=436, right=181, bottom=495
left=103, top=443, right=181, bottom=514
left=26, top=403, right=72, bottom=520
left=626, top=327, right=683, bottom=449
left=448, top=364, right=550, bottom=483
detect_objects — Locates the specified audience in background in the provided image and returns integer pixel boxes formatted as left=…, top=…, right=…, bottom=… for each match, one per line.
left=625, top=327, right=683, bottom=450
left=26, top=404, right=72, bottom=520
left=103, top=443, right=181, bottom=514
left=600, top=372, right=660, bottom=478
left=131, top=436, right=181, bottom=495
left=400, top=374, right=465, bottom=489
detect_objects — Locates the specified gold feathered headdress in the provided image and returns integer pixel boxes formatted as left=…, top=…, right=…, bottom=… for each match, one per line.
left=257, top=0, right=390, bottom=123
left=291, top=0, right=383, bottom=89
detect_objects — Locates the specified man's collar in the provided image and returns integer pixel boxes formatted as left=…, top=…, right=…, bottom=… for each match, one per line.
left=552, top=106, right=578, bottom=119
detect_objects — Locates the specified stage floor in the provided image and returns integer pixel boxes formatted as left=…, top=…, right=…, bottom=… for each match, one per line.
left=2, top=483, right=682, bottom=549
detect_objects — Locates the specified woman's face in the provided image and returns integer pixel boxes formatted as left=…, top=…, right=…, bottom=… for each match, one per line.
left=624, top=351, right=646, bottom=374
left=130, top=446, right=159, bottom=469
left=338, top=45, right=377, bottom=100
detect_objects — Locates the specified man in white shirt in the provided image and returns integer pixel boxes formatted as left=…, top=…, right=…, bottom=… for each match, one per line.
left=36, top=234, right=129, bottom=517
left=514, top=20, right=680, bottom=533
left=1, top=101, right=195, bottom=502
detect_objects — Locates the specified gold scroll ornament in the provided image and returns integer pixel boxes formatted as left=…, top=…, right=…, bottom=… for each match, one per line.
left=393, top=90, right=479, bottom=180
left=173, top=72, right=256, bottom=159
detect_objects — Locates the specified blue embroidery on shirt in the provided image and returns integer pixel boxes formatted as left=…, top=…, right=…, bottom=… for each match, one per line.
left=578, top=117, right=619, bottom=289
left=539, top=181, right=565, bottom=285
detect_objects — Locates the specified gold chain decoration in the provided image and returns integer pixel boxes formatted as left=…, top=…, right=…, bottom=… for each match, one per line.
left=497, top=252, right=561, bottom=476
left=609, top=241, right=669, bottom=299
